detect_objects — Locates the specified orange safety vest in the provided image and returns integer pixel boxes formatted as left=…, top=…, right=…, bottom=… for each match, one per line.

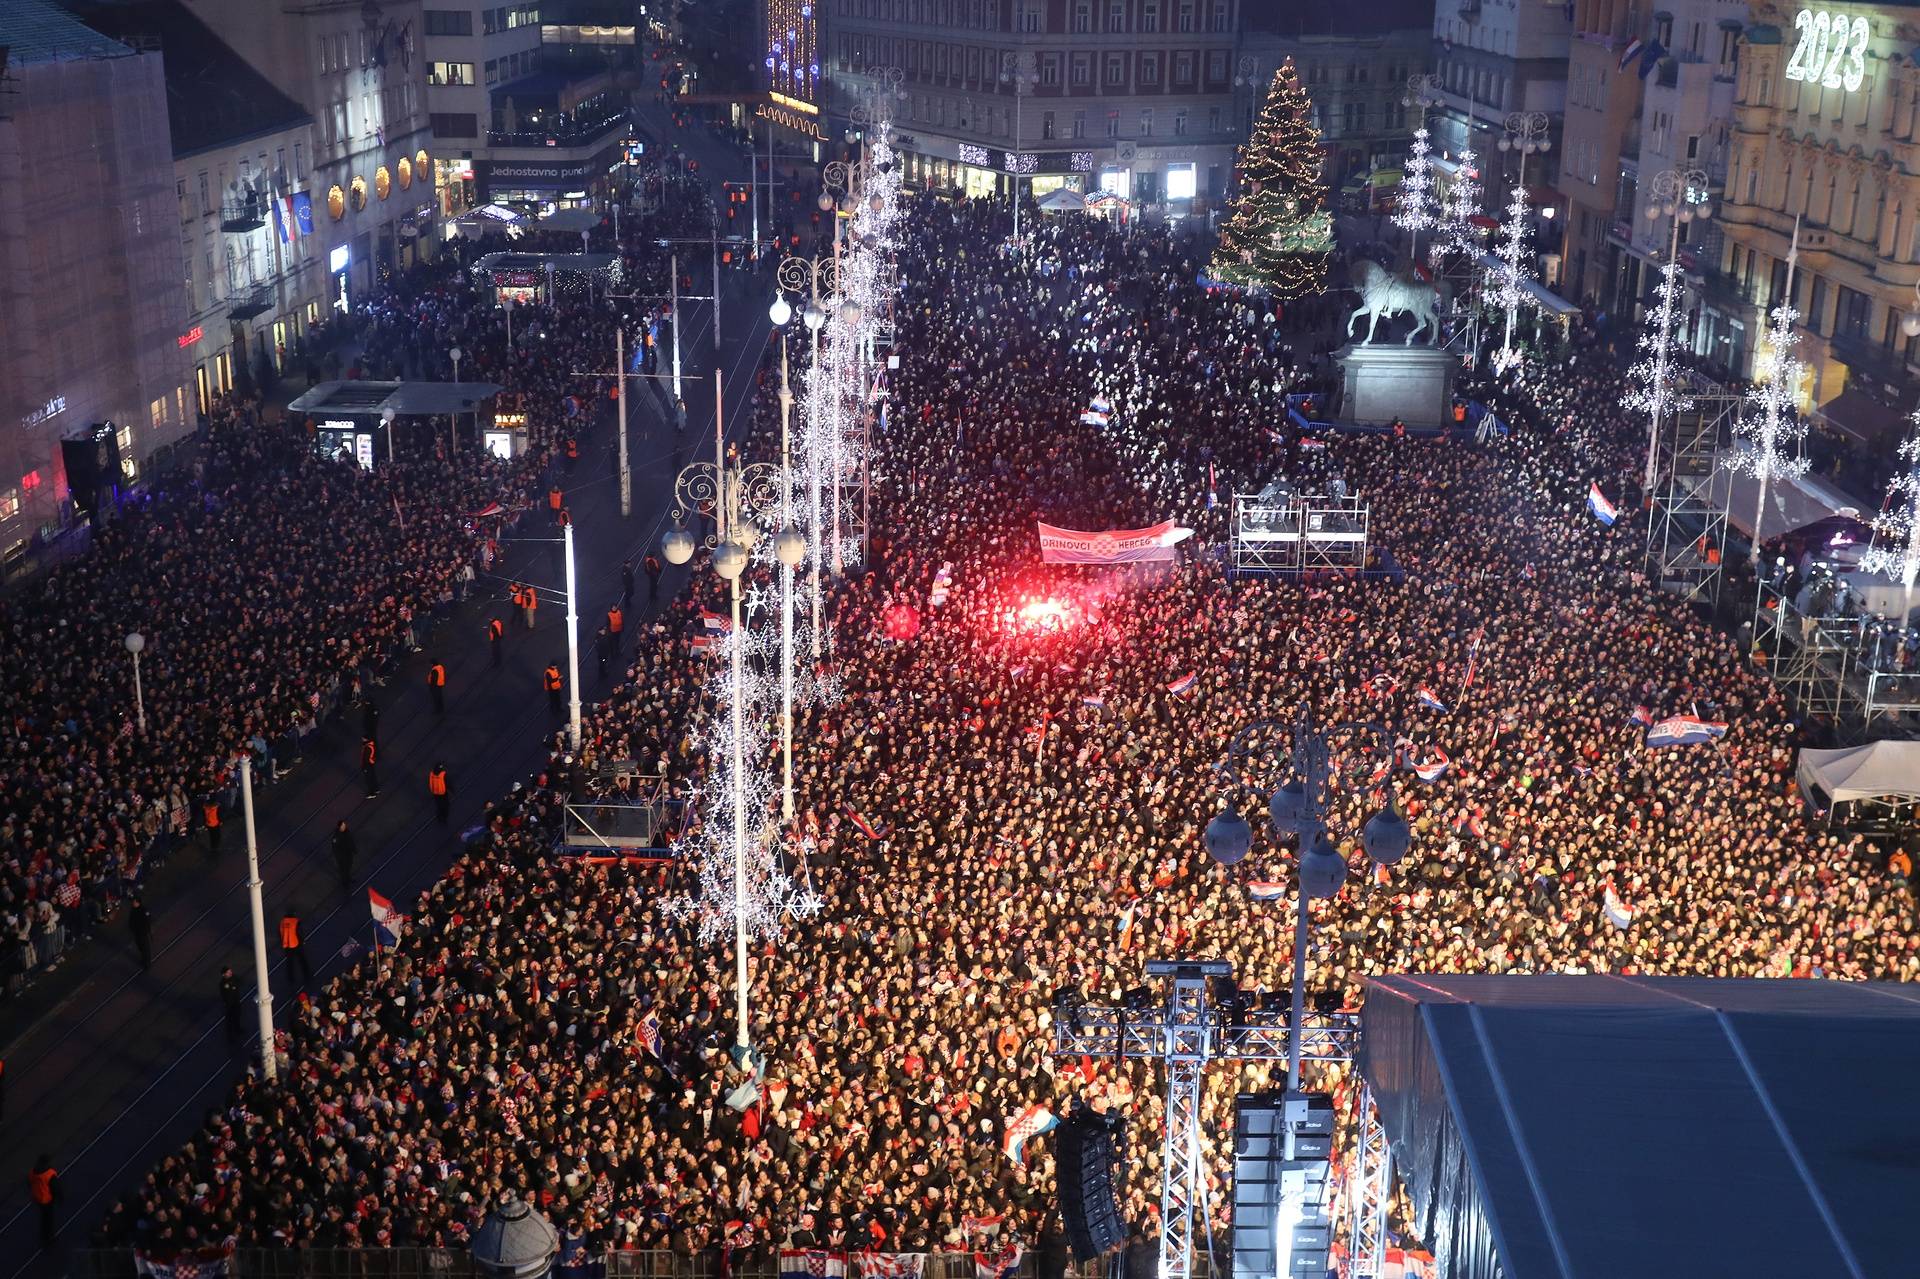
left=279, top=916, right=301, bottom=949
left=204, top=802, right=220, bottom=829
left=607, top=606, right=623, bottom=634
left=28, top=1167, right=55, bottom=1205
left=361, top=740, right=378, bottom=767
left=511, top=585, right=526, bottom=609
left=557, top=508, right=571, bottom=528
left=428, top=663, right=447, bottom=688
left=544, top=665, right=563, bottom=692
left=1453, top=403, right=1467, bottom=423
left=549, top=487, right=564, bottom=511
left=565, top=438, right=579, bottom=459
left=525, top=591, right=538, bottom=613
left=487, top=618, right=504, bottom=642
left=428, top=768, right=448, bottom=796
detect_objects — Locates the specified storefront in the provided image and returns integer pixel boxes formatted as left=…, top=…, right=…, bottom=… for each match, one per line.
left=328, top=243, right=352, bottom=314
left=488, top=409, right=530, bottom=460
left=290, top=379, right=507, bottom=468
left=472, top=251, right=620, bottom=307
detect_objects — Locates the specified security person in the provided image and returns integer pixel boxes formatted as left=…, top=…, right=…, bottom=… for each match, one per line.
left=620, top=558, right=636, bottom=608
left=279, top=909, right=314, bottom=987
left=331, top=818, right=358, bottom=887
left=544, top=663, right=565, bottom=715
left=428, top=762, right=451, bottom=824
left=203, top=796, right=222, bottom=854
left=607, top=603, right=624, bottom=651
left=521, top=584, right=539, bottom=630
left=548, top=484, right=564, bottom=521
left=487, top=616, right=505, bottom=667
left=427, top=657, right=448, bottom=715
left=564, top=435, right=579, bottom=470
left=644, top=552, right=663, bottom=605
left=360, top=736, right=381, bottom=798
left=28, top=1155, right=59, bottom=1247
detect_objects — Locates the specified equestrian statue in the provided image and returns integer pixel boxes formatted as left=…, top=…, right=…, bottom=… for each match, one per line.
left=1346, top=260, right=1441, bottom=346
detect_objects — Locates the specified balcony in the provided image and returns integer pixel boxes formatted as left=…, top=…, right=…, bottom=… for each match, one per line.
left=487, top=108, right=628, bottom=150
left=220, top=194, right=268, bottom=234
left=227, top=286, right=273, bottom=321
left=1830, top=330, right=1916, bottom=394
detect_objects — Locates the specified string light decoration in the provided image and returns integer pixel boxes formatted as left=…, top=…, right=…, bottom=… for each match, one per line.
left=764, top=0, right=820, bottom=106
left=1432, top=148, right=1483, bottom=266
left=1725, top=289, right=1810, bottom=563
left=1209, top=59, right=1332, bottom=299
left=1393, top=128, right=1438, bottom=237
left=1624, top=255, right=1695, bottom=495
left=1487, top=186, right=1534, bottom=374
left=1862, top=412, right=1920, bottom=625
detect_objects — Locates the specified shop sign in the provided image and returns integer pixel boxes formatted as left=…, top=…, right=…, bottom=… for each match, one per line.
left=485, top=160, right=599, bottom=183
left=21, top=396, right=66, bottom=431
left=177, top=326, right=204, bottom=349
left=492, top=269, right=545, bottom=287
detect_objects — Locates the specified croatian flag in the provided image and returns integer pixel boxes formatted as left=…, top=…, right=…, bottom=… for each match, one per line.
left=1167, top=672, right=1198, bottom=698
left=1003, top=1102, right=1058, bottom=1163
left=974, top=1244, right=1023, bottom=1279
left=1415, top=686, right=1449, bottom=713
left=1081, top=395, right=1112, bottom=427
left=368, top=888, right=407, bottom=949
left=845, top=803, right=892, bottom=840
left=1644, top=714, right=1727, bottom=748
left=1025, top=715, right=1050, bottom=750
left=1629, top=705, right=1654, bottom=727
left=1206, top=462, right=1219, bottom=511
left=638, top=1011, right=663, bottom=1058
left=1463, top=627, right=1484, bottom=689
left=782, top=1252, right=850, bottom=1279
left=1082, top=693, right=1106, bottom=709
left=1602, top=883, right=1636, bottom=929
left=1453, top=812, right=1485, bottom=839
left=1617, top=36, right=1644, bottom=71
left=857, top=1257, right=926, bottom=1279
left=1412, top=750, right=1450, bottom=782
left=701, top=610, right=732, bottom=633
left=689, top=633, right=718, bottom=653
left=1247, top=880, right=1288, bottom=901
left=1587, top=482, right=1619, bottom=527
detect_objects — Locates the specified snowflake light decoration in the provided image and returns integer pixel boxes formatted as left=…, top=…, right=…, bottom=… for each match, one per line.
left=1724, top=298, right=1810, bottom=557
left=1393, top=128, right=1437, bottom=235
left=1860, top=412, right=1920, bottom=597
left=1626, top=256, right=1695, bottom=490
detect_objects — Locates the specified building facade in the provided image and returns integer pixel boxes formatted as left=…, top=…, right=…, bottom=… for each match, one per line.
left=1560, top=0, right=1742, bottom=314
left=1428, top=0, right=1573, bottom=234
left=183, top=0, right=440, bottom=312
left=0, top=1, right=189, bottom=560
left=1711, top=3, right=1920, bottom=422
left=822, top=0, right=1243, bottom=211
left=1239, top=0, right=1432, bottom=196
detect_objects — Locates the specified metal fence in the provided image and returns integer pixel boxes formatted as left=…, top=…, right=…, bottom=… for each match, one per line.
left=69, top=1249, right=1146, bottom=1279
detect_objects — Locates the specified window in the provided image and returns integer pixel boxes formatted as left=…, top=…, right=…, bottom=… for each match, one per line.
left=1107, top=0, right=1125, bottom=31
left=1720, top=26, right=1737, bottom=66
left=1178, top=1, right=1194, bottom=32
left=486, top=59, right=499, bottom=84
left=430, top=61, right=474, bottom=86
left=1040, top=54, right=1060, bottom=86
left=1105, top=111, right=1119, bottom=138
left=1141, top=0, right=1159, bottom=32
left=1207, top=50, right=1227, bottom=84
left=483, top=6, right=499, bottom=33
left=0, top=489, right=18, bottom=522
left=1165, top=161, right=1197, bottom=199
left=1071, top=52, right=1090, bottom=85
left=1105, top=54, right=1124, bottom=86
left=1173, top=108, right=1188, bottom=136
left=1140, top=53, right=1159, bottom=86
left=1210, top=0, right=1227, bottom=31
left=431, top=112, right=478, bottom=138
left=1343, top=102, right=1360, bottom=132
left=1073, top=110, right=1087, bottom=138
left=198, top=171, right=211, bottom=215
left=1174, top=51, right=1194, bottom=85
left=1835, top=285, right=1871, bottom=342
left=1208, top=105, right=1221, bottom=133
left=1073, top=0, right=1090, bottom=32
left=1042, top=111, right=1055, bottom=139
left=423, top=9, right=472, bottom=35
left=317, top=34, right=331, bottom=73
left=1140, top=108, right=1153, bottom=136
left=1021, top=2, right=1040, bottom=31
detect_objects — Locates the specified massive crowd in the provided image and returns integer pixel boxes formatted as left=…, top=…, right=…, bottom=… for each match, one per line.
left=100, top=184, right=1918, bottom=1266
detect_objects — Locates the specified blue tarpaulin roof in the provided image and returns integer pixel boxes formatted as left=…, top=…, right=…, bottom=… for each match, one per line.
left=1361, top=975, right=1920, bottom=1279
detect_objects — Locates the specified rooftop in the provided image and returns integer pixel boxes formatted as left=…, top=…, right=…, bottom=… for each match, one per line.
left=1244, top=0, right=1433, bottom=38
left=56, top=0, right=310, bottom=156
left=0, top=0, right=133, bottom=65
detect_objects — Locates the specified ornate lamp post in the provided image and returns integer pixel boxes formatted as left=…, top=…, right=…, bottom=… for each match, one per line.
left=124, top=631, right=147, bottom=736
left=999, top=50, right=1040, bottom=249
left=661, top=371, right=803, bottom=1051
left=771, top=251, right=842, bottom=659
left=1202, top=705, right=1411, bottom=1090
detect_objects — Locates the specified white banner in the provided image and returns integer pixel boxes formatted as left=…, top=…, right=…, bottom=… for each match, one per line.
left=1037, top=520, right=1193, bottom=564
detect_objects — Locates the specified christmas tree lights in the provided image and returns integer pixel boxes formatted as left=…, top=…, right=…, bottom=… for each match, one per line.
left=1725, top=295, right=1810, bottom=562
left=1860, top=411, right=1920, bottom=625
left=1625, top=256, right=1695, bottom=500
left=1393, top=128, right=1438, bottom=245
left=1209, top=60, right=1331, bottom=299
left=1487, top=187, right=1533, bottom=374
left=1433, top=148, right=1483, bottom=267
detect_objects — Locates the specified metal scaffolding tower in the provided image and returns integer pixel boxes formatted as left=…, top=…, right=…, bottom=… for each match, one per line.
left=1345, top=1084, right=1393, bottom=1279
left=1646, top=370, right=1740, bottom=606
left=1050, top=959, right=1360, bottom=1279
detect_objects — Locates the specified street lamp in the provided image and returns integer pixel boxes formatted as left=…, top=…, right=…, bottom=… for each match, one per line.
left=124, top=631, right=146, bottom=736
left=380, top=406, right=396, bottom=465
left=999, top=50, right=1039, bottom=250
left=1203, top=705, right=1410, bottom=1090
left=448, top=346, right=464, bottom=462
left=663, top=369, right=811, bottom=1052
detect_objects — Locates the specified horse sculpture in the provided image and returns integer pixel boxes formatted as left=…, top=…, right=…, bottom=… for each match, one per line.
left=1346, top=260, right=1441, bottom=346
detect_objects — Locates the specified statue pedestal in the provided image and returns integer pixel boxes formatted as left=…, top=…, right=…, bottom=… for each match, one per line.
left=1335, top=343, right=1458, bottom=428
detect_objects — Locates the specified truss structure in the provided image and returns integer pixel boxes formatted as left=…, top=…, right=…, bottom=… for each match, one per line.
left=1646, top=370, right=1740, bottom=606
left=560, top=768, right=676, bottom=854
left=1344, top=1083, right=1393, bottom=1279
left=1051, top=959, right=1360, bottom=1279
left=1753, top=596, right=1920, bottom=737
left=1231, top=493, right=1372, bottom=576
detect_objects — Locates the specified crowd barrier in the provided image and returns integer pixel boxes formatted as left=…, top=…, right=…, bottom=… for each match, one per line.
left=70, top=1246, right=1175, bottom=1279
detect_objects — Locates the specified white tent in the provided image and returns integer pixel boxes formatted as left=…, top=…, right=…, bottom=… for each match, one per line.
left=1686, top=454, right=1864, bottom=542
left=1796, top=740, right=1920, bottom=806
left=1037, top=187, right=1086, bottom=213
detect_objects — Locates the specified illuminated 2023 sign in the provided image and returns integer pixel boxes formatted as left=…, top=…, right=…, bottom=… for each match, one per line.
left=1785, top=9, right=1870, bottom=93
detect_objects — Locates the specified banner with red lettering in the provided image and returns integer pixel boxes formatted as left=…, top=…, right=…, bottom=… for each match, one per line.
left=1036, top=520, right=1194, bottom=564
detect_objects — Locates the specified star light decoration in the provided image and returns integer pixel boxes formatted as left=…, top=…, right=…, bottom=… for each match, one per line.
left=1624, top=256, right=1695, bottom=453
left=1487, top=187, right=1534, bottom=375
left=1433, top=148, right=1483, bottom=266
left=1862, top=414, right=1920, bottom=618
left=1724, top=297, right=1810, bottom=559
left=1393, top=128, right=1438, bottom=235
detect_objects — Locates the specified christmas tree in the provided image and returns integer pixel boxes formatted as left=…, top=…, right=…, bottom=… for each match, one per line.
left=1210, top=60, right=1331, bottom=299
